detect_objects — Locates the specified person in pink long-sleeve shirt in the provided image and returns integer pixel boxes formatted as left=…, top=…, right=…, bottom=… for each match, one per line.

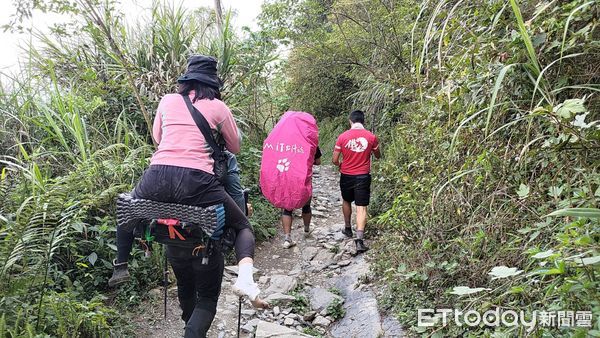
left=109, top=55, right=267, bottom=337
left=150, top=92, right=240, bottom=172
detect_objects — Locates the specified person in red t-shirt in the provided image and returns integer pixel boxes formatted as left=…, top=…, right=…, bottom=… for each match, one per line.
left=332, top=110, right=381, bottom=253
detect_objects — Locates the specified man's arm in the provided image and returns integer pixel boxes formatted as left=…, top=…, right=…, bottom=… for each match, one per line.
left=314, top=147, right=322, bottom=165
left=373, top=147, right=381, bottom=159
left=332, top=151, right=342, bottom=166
left=372, top=136, right=381, bottom=159
left=333, top=136, right=343, bottom=166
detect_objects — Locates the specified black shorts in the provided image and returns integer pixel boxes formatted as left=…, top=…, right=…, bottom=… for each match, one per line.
left=340, top=174, right=371, bottom=206
left=282, top=199, right=312, bottom=216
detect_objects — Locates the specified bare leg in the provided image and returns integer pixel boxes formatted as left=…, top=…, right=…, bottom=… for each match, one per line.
left=281, top=214, right=295, bottom=248
left=341, top=200, right=353, bottom=237
left=282, top=215, right=293, bottom=237
left=356, top=206, right=367, bottom=233
left=354, top=206, right=369, bottom=253
left=342, top=200, right=352, bottom=227
left=302, top=212, right=311, bottom=230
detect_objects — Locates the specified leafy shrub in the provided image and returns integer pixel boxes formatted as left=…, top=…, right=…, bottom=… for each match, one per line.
left=0, top=291, right=133, bottom=337
left=302, top=326, right=324, bottom=337
left=326, top=298, right=346, bottom=321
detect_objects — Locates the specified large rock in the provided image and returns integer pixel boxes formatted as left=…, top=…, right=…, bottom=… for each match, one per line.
left=338, top=259, right=351, bottom=267
left=301, top=246, right=320, bottom=261
left=330, top=293, right=383, bottom=338
left=382, top=316, right=404, bottom=337
left=308, top=287, right=344, bottom=312
left=289, top=263, right=303, bottom=276
left=312, top=210, right=326, bottom=218
left=303, top=311, right=317, bottom=322
left=254, top=320, right=311, bottom=338
left=264, top=292, right=296, bottom=303
left=309, top=249, right=337, bottom=271
left=241, top=309, right=256, bottom=316
left=240, top=318, right=260, bottom=333
left=328, top=255, right=393, bottom=338
left=334, top=256, right=370, bottom=292
left=343, top=240, right=357, bottom=256
left=313, top=249, right=336, bottom=264
left=312, top=315, right=332, bottom=327
left=264, top=275, right=298, bottom=295
left=333, top=231, right=348, bottom=241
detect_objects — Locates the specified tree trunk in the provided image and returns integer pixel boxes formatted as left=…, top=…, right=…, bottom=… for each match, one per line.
left=213, top=0, right=223, bottom=36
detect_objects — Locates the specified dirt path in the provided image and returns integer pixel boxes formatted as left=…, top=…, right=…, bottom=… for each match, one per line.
left=133, top=165, right=403, bottom=337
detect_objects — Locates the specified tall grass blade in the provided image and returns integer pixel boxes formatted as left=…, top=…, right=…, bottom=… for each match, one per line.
left=547, top=208, right=600, bottom=219
left=509, top=0, right=541, bottom=76
left=530, top=53, right=583, bottom=108
left=485, top=63, right=516, bottom=135
left=560, top=1, right=594, bottom=61
left=433, top=168, right=482, bottom=204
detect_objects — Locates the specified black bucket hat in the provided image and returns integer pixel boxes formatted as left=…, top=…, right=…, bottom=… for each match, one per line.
left=177, top=55, right=223, bottom=89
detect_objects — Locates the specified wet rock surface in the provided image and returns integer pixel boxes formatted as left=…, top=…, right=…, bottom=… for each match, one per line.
left=308, top=287, right=343, bottom=312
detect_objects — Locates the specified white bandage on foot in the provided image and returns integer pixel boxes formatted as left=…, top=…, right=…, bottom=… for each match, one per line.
left=232, top=263, right=260, bottom=301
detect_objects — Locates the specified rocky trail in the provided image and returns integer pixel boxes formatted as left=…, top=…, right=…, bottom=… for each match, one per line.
left=133, top=165, right=403, bottom=337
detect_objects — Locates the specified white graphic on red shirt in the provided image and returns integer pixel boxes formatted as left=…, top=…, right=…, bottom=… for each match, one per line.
left=276, top=158, right=291, bottom=172
left=345, top=137, right=368, bottom=152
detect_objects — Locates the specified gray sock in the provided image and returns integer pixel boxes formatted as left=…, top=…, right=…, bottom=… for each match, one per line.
left=284, top=234, right=291, bottom=241
left=356, top=230, right=364, bottom=240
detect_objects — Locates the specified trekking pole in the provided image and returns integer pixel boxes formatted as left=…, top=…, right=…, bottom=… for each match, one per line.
left=237, top=296, right=242, bottom=338
left=163, top=247, right=169, bottom=320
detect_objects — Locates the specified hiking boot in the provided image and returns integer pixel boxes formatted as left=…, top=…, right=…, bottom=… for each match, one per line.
left=355, top=239, right=369, bottom=254
left=341, top=227, right=353, bottom=238
left=282, top=239, right=296, bottom=249
left=108, top=259, right=130, bottom=287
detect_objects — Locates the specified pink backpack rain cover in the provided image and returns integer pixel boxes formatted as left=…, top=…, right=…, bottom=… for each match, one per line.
left=260, top=111, right=319, bottom=210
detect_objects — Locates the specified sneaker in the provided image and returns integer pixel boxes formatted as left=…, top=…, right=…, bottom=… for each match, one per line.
left=282, top=239, right=296, bottom=249
left=355, top=239, right=369, bottom=254
left=341, top=227, right=353, bottom=238
left=108, top=259, right=130, bottom=287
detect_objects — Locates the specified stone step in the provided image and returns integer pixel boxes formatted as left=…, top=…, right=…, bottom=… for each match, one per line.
left=254, top=320, right=311, bottom=338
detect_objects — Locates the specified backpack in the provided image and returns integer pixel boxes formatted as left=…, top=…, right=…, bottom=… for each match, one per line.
left=259, top=111, right=319, bottom=210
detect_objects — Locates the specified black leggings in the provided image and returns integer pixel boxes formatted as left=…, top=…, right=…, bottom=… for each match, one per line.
left=168, top=246, right=224, bottom=338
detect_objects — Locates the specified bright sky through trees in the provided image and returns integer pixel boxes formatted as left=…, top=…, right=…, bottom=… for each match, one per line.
left=0, top=0, right=264, bottom=72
